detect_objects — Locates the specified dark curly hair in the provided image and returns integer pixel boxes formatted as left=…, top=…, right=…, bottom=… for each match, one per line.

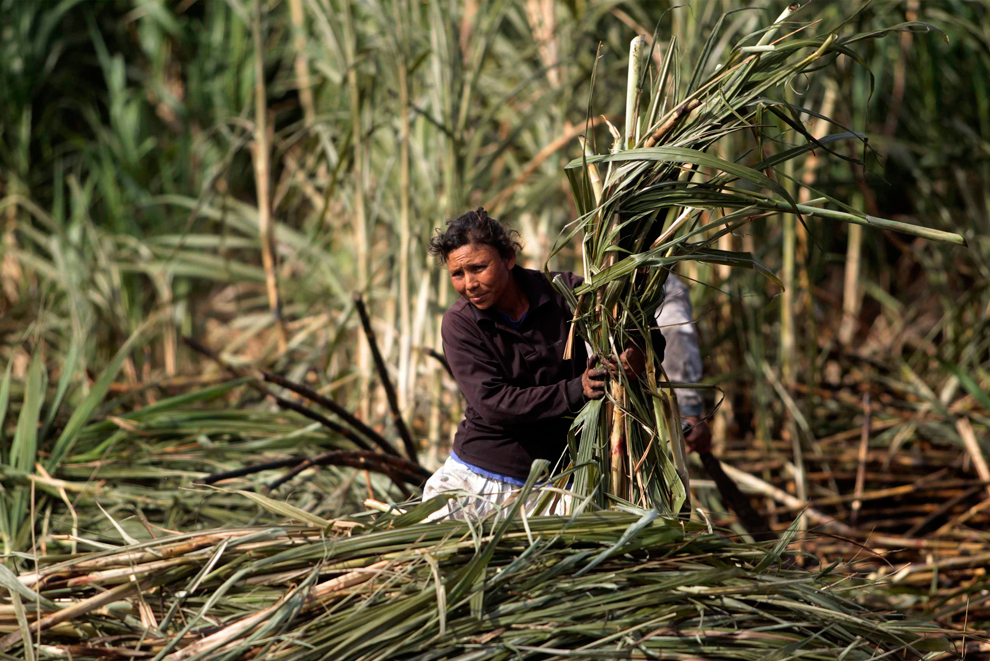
left=428, top=208, right=523, bottom=264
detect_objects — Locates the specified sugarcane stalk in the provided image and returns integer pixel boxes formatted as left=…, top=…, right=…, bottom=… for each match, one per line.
left=343, top=0, right=371, bottom=420
left=610, top=377, right=627, bottom=497
left=264, top=452, right=418, bottom=497
left=251, top=0, right=287, bottom=353
left=606, top=35, right=648, bottom=500
left=197, top=451, right=428, bottom=488
left=396, top=1, right=413, bottom=417
left=624, top=35, right=647, bottom=149
left=838, top=194, right=864, bottom=346
left=288, top=0, right=315, bottom=127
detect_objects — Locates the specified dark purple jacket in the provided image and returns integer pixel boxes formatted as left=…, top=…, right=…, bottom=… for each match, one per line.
left=442, top=266, right=589, bottom=479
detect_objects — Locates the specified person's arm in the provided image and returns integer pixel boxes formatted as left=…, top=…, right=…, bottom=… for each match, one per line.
left=442, top=312, right=588, bottom=427
left=657, top=274, right=710, bottom=452
left=656, top=274, right=704, bottom=416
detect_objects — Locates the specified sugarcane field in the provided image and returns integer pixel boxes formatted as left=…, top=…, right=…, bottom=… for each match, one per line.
left=2, top=0, right=990, bottom=658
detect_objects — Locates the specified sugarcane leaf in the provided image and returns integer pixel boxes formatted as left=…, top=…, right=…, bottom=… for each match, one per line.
left=106, top=377, right=252, bottom=422
left=46, top=318, right=161, bottom=470
left=0, top=360, right=13, bottom=451
left=40, top=335, right=81, bottom=443
left=565, top=165, right=595, bottom=216
left=11, top=353, right=44, bottom=473
left=235, top=490, right=335, bottom=530
left=567, top=146, right=791, bottom=203
left=755, top=514, right=802, bottom=572
left=938, top=359, right=990, bottom=413
left=575, top=509, right=658, bottom=577
left=762, top=104, right=861, bottom=164
left=686, top=8, right=753, bottom=95
left=0, top=564, right=58, bottom=612
left=421, top=553, right=447, bottom=636
left=448, top=459, right=550, bottom=603
left=837, top=21, right=945, bottom=46
left=388, top=496, right=449, bottom=528
left=7, top=352, right=44, bottom=543
left=748, top=131, right=866, bottom=173
left=759, top=196, right=967, bottom=245
left=574, top=247, right=782, bottom=295
left=569, top=399, right=603, bottom=503
left=96, top=501, right=142, bottom=545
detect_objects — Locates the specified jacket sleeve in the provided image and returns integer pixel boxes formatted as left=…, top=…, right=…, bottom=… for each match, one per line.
left=656, top=274, right=704, bottom=416
left=442, top=311, right=586, bottom=427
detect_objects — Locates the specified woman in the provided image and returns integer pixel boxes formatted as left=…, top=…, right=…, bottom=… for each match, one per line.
left=422, top=208, right=658, bottom=520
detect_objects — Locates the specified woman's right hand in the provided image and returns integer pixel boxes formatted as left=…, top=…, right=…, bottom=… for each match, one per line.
left=582, top=357, right=608, bottom=400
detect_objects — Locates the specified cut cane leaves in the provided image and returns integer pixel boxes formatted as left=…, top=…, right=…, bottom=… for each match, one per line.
left=235, top=490, right=336, bottom=530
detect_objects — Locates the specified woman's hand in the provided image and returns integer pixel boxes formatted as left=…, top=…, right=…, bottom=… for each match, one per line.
left=602, top=344, right=647, bottom=381
left=619, top=345, right=646, bottom=378
left=581, top=357, right=608, bottom=400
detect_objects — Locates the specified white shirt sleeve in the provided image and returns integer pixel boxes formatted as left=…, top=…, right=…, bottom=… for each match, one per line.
left=656, top=274, right=704, bottom=416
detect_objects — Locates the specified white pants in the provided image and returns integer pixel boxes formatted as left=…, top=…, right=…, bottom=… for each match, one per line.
left=423, top=456, right=569, bottom=521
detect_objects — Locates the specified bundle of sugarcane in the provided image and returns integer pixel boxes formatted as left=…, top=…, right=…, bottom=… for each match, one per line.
left=550, top=6, right=966, bottom=514
left=0, top=462, right=951, bottom=660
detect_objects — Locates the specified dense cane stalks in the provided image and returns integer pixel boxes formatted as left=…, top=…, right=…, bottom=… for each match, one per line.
left=553, top=9, right=964, bottom=514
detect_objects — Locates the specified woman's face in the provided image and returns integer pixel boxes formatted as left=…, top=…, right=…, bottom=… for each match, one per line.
left=446, top=243, right=515, bottom=311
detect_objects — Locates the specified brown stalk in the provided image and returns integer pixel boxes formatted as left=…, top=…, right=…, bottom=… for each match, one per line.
left=262, top=371, right=403, bottom=458
left=197, top=450, right=429, bottom=487
left=839, top=139, right=881, bottom=345
left=181, top=336, right=399, bottom=457
left=261, top=450, right=425, bottom=495
left=956, top=417, right=990, bottom=498
left=251, top=0, right=287, bottom=353
left=643, top=98, right=700, bottom=148
left=797, top=84, right=836, bottom=325
left=610, top=381, right=627, bottom=497
left=353, top=293, right=419, bottom=463
left=850, top=392, right=871, bottom=526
